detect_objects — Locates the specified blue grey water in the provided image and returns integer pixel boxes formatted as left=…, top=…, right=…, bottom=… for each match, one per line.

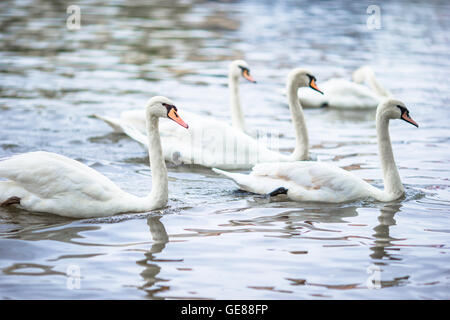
left=0, top=0, right=449, bottom=299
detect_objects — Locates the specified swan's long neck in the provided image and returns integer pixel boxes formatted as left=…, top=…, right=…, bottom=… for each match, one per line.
left=229, top=74, right=245, bottom=132
left=145, top=113, right=168, bottom=208
left=367, top=72, right=391, bottom=98
left=376, top=113, right=404, bottom=200
left=287, top=80, right=309, bottom=160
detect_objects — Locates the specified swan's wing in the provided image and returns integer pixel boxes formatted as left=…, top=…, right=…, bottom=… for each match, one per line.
left=165, top=116, right=286, bottom=169
left=215, top=162, right=375, bottom=202
left=251, top=161, right=356, bottom=189
left=0, top=151, right=122, bottom=201
left=252, top=161, right=374, bottom=201
left=97, top=109, right=286, bottom=169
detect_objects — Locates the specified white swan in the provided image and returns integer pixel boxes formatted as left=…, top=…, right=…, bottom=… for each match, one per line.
left=298, top=66, right=391, bottom=109
left=104, top=68, right=322, bottom=169
left=213, top=98, right=418, bottom=203
left=93, top=60, right=256, bottom=135
left=0, top=96, right=189, bottom=218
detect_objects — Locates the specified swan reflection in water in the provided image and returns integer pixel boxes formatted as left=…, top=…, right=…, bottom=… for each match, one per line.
left=370, top=203, right=402, bottom=261
left=137, top=215, right=170, bottom=299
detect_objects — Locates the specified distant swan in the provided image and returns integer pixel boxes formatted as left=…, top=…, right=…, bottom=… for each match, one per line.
left=93, top=60, right=256, bottom=135
left=95, top=68, right=323, bottom=169
left=213, top=98, right=418, bottom=203
left=0, top=96, right=189, bottom=218
left=298, top=66, right=391, bottom=109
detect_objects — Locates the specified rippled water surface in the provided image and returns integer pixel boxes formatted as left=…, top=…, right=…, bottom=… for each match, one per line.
left=0, top=0, right=449, bottom=299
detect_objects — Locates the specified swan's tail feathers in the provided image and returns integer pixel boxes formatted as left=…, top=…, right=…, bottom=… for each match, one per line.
left=92, top=114, right=148, bottom=147
left=91, top=114, right=126, bottom=133
left=212, top=168, right=236, bottom=180
left=121, top=123, right=148, bottom=147
left=212, top=168, right=251, bottom=191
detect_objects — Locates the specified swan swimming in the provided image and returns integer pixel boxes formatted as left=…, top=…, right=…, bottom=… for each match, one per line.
left=94, top=68, right=323, bottom=169
left=0, top=96, right=188, bottom=218
left=298, top=66, right=392, bottom=109
left=213, top=98, right=418, bottom=203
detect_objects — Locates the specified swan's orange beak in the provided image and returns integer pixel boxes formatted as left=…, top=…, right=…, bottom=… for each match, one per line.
left=242, top=69, right=256, bottom=83
left=309, top=78, right=323, bottom=95
left=401, top=111, right=418, bottom=128
left=168, top=108, right=189, bottom=129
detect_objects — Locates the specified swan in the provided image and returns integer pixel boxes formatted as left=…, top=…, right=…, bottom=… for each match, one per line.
left=93, top=60, right=256, bottom=135
left=213, top=98, right=418, bottom=203
left=0, top=96, right=189, bottom=218
left=298, top=66, right=391, bottom=109
left=106, top=68, right=323, bottom=169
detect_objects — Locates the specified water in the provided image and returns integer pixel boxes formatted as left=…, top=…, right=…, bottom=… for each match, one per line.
left=0, top=0, right=449, bottom=299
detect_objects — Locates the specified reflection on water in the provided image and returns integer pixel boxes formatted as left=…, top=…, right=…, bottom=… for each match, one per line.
left=138, top=216, right=169, bottom=299
left=370, top=204, right=401, bottom=261
left=0, top=0, right=449, bottom=299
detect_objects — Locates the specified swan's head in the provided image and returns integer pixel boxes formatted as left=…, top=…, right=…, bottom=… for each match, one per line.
left=146, top=96, right=189, bottom=129
left=378, top=98, right=418, bottom=127
left=352, top=66, right=374, bottom=84
left=229, top=60, right=256, bottom=83
left=287, top=68, right=323, bottom=94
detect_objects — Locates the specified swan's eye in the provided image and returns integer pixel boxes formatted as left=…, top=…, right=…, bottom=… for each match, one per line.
left=162, top=103, right=176, bottom=113
left=238, top=66, right=249, bottom=73
left=396, top=105, right=407, bottom=116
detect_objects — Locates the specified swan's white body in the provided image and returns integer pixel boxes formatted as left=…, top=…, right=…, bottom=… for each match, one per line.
left=108, top=110, right=291, bottom=170
left=298, top=66, right=391, bottom=109
left=213, top=98, right=418, bottom=203
left=0, top=96, right=187, bottom=218
left=94, top=68, right=320, bottom=169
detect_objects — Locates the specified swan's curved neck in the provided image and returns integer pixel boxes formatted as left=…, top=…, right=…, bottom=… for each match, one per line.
left=145, top=113, right=168, bottom=208
left=287, top=80, right=309, bottom=160
left=376, top=114, right=404, bottom=200
left=229, top=74, right=245, bottom=132
left=367, top=72, right=390, bottom=98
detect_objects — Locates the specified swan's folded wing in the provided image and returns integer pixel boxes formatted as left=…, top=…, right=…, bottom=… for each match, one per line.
left=161, top=116, right=274, bottom=168
left=0, top=151, right=122, bottom=201
left=251, top=161, right=365, bottom=194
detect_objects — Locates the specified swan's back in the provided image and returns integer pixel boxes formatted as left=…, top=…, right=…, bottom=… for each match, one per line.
left=0, top=151, right=122, bottom=201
